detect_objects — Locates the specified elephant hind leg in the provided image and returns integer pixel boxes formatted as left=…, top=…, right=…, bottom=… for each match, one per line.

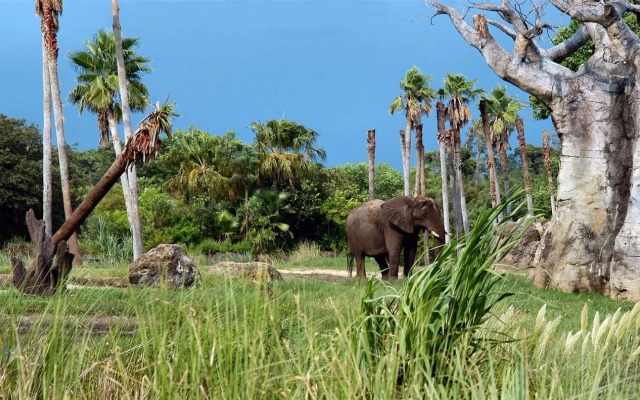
left=355, top=254, right=366, bottom=278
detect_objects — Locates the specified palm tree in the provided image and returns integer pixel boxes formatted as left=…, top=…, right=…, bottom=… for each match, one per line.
left=479, top=99, right=501, bottom=210
left=367, top=129, right=375, bottom=200
left=485, top=85, right=524, bottom=216
left=41, top=33, right=53, bottom=235
left=36, top=0, right=82, bottom=266
left=438, top=73, right=484, bottom=236
left=68, top=29, right=150, bottom=260
left=112, top=0, right=145, bottom=260
left=436, top=101, right=451, bottom=243
left=251, top=119, right=326, bottom=189
left=389, top=66, right=436, bottom=196
left=516, top=117, right=534, bottom=212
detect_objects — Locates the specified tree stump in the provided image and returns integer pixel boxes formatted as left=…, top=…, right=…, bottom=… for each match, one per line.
left=11, top=210, right=73, bottom=296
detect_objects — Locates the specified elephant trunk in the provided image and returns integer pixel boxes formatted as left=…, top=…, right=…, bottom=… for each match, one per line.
left=430, top=225, right=446, bottom=260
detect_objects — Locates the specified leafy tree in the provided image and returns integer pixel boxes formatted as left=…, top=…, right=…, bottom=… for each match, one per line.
left=247, top=189, right=292, bottom=254
left=251, top=119, right=326, bottom=189
left=0, top=115, right=66, bottom=243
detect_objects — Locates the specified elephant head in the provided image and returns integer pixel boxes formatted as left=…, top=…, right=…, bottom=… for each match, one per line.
left=381, top=195, right=446, bottom=254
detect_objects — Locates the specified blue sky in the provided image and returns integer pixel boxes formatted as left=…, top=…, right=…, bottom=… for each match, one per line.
left=0, top=0, right=556, bottom=170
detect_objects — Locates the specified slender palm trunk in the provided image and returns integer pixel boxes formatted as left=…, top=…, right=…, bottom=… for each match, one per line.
left=479, top=100, right=499, bottom=207
left=415, top=124, right=430, bottom=263
left=499, top=129, right=512, bottom=217
left=41, top=36, right=53, bottom=236
left=107, top=108, right=134, bottom=223
left=448, top=136, right=462, bottom=236
left=436, top=102, right=450, bottom=243
left=516, top=118, right=534, bottom=213
left=112, top=0, right=144, bottom=259
left=399, top=129, right=407, bottom=194
left=367, top=129, right=375, bottom=200
left=453, top=128, right=469, bottom=235
left=43, top=8, right=82, bottom=266
left=403, top=119, right=412, bottom=196
left=543, top=130, right=556, bottom=216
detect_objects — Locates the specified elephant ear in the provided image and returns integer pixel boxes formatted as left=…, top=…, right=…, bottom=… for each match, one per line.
left=381, top=196, right=414, bottom=233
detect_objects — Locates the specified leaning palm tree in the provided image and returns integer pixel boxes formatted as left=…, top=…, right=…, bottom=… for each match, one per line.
left=485, top=85, right=524, bottom=216
left=438, top=73, right=484, bottom=236
left=478, top=99, right=501, bottom=210
left=251, top=119, right=326, bottom=189
left=389, top=66, right=436, bottom=196
left=36, top=0, right=82, bottom=266
left=68, top=29, right=150, bottom=261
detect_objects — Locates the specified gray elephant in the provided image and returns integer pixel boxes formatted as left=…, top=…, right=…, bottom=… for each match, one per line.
left=345, top=195, right=446, bottom=279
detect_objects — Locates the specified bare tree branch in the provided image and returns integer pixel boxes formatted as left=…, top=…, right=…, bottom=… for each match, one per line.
left=428, top=0, right=563, bottom=101
left=542, top=25, right=590, bottom=62
left=487, top=19, right=516, bottom=39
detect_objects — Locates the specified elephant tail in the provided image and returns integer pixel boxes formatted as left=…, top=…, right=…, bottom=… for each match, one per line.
left=347, top=253, right=354, bottom=278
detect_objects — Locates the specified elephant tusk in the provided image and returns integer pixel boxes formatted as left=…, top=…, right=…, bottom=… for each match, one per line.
left=430, top=231, right=440, bottom=238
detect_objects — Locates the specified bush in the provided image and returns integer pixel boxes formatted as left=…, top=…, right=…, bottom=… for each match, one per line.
left=197, top=239, right=251, bottom=255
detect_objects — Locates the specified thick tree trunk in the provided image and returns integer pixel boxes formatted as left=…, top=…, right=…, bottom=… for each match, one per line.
left=112, top=0, right=144, bottom=260
left=532, top=77, right=634, bottom=297
left=41, top=36, right=53, bottom=236
left=45, top=29, right=83, bottom=267
left=516, top=118, right=534, bottom=213
left=542, top=130, right=556, bottom=216
left=404, top=119, right=412, bottom=196
left=480, top=99, right=502, bottom=224
left=453, top=128, right=470, bottom=235
left=107, top=109, right=134, bottom=224
left=430, top=0, right=640, bottom=299
left=367, top=129, right=376, bottom=200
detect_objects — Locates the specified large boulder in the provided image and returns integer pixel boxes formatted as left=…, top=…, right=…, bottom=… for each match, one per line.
left=498, top=220, right=547, bottom=271
left=210, top=261, right=283, bottom=282
left=129, top=244, right=198, bottom=289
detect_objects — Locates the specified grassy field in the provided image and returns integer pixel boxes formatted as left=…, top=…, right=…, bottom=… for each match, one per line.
left=1, top=241, right=639, bottom=398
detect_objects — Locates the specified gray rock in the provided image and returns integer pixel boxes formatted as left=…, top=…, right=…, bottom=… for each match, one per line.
left=129, top=244, right=198, bottom=289
left=210, top=261, right=283, bottom=282
left=499, top=220, right=547, bottom=270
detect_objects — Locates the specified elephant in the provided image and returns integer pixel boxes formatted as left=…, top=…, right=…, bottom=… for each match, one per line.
left=345, top=195, right=446, bottom=280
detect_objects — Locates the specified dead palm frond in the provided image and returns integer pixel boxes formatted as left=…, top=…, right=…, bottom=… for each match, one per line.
left=128, top=99, right=179, bottom=165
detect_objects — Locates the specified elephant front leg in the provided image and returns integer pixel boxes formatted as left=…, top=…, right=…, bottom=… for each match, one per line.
left=387, top=249, right=401, bottom=280
left=404, top=238, right=418, bottom=278
left=374, top=255, right=389, bottom=279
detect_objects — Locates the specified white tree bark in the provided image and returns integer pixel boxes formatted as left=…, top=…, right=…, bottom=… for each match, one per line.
left=48, top=47, right=83, bottom=267
left=107, top=109, right=134, bottom=224
left=439, top=142, right=450, bottom=244
left=430, top=0, right=640, bottom=299
left=112, top=0, right=144, bottom=260
left=41, top=36, right=53, bottom=236
left=404, top=119, right=412, bottom=196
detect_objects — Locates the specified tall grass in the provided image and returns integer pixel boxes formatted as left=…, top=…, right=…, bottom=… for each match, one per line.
left=4, top=194, right=640, bottom=397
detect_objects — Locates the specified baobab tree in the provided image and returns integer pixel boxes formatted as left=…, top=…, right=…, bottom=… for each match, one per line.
left=429, top=0, right=640, bottom=299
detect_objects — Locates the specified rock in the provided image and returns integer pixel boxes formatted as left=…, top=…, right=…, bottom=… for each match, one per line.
left=129, top=244, right=198, bottom=289
left=209, top=261, right=283, bottom=282
left=498, top=220, right=547, bottom=270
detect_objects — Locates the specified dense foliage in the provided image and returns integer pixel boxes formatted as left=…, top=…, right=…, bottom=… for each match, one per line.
left=0, top=111, right=559, bottom=257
